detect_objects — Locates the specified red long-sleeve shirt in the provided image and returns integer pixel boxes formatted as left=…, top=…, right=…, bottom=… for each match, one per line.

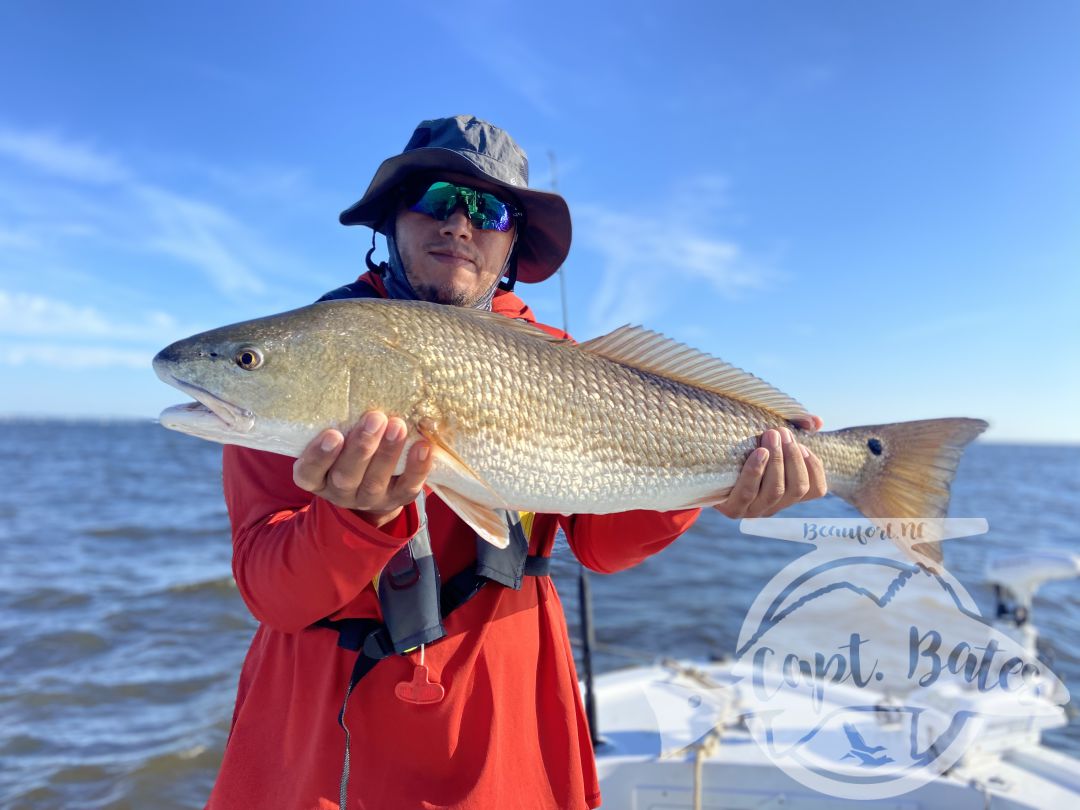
left=207, top=284, right=701, bottom=809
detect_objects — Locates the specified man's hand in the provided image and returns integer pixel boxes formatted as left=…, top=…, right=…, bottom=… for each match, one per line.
left=293, top=411, right=434, bottom=528
left=714, top=420, right=828, bottom=519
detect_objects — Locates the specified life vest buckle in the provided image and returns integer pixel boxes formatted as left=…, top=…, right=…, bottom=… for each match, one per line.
left=385, top=542, right=421, bottom=590
left=361, top=627, right=395, bottom=661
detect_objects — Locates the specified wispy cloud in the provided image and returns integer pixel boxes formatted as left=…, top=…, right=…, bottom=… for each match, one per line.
left=133, top=185, right=266, bottom=295
left=0, top=123, right=299, bottom=298
left=0, top=225, right=40, bottom=250
left=0, top=126, right=130, bottom=184
left=0, top=289, right=200, bottom=371
left=574, top=174, right=771, bottom=333
left=0, top=123, right=332, bottom=379
left=0, top=343, right=150, bottom=369
left=425, top=10, right=561, bottom=118
left=0, top=290, right=183, bottom=343
left=182, top=161, right=313, bottom=203
left=883, top=310, right=1000, bottom=344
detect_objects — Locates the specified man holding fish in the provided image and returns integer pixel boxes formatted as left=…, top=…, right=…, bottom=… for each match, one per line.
left=194, top=115, right=827, bottom=809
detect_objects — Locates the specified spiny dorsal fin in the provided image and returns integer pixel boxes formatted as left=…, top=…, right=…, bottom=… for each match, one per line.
left=343, top=298, right=570, bottom=345
left=578, top=325, right=812, bottom=423
left=407, top=300, right=569, bottom=344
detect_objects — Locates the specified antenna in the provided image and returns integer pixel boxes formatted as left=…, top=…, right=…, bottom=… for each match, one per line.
left=548, top=150, right=570, bottom=336
left=549, top=149, right=602, bottom=750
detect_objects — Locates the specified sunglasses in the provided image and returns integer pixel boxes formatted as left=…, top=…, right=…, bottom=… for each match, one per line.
left=406, top=181, right=522, bottom=232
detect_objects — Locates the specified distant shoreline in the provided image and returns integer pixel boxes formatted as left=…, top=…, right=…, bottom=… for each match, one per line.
left=0, top=415, right=160, bottom=425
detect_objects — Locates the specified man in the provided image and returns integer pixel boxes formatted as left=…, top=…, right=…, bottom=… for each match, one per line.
left=209, top=116, right=826, bottom=809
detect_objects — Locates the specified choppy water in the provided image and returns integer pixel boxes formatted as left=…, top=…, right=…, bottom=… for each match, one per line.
left=1, top=420, right=1077, bottom=808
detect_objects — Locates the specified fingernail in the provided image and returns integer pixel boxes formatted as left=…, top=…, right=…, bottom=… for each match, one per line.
left=765, top=430, right=781, bottom=451
left=781, top=428, right=793, bottom=445
left=385, top=420, right=405, bottom=442
left=361, top=412, right=383, bottom=434
left=800, top=444, right=810, bottom=459
left=417, top=443, right=430, bottom=462
left=753, top=447, right=769, bottom=465
left=321, top=432, right=342, bottom=452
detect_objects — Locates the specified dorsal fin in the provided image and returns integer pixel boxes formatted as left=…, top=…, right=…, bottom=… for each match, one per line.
left=352, top=298, right=570, bottom=345
left=425, top=301, right=569, bottom=344
left=578, top=325, right=812, bottom=422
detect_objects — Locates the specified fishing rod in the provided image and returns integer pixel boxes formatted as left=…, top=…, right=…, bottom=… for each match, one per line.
left=549, top=150, right=602, bottom=750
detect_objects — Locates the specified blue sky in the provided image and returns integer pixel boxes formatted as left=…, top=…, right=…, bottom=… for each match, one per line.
left=1, top=1, right=1077, bottom=442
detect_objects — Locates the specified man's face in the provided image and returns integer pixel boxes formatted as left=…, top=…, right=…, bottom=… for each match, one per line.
left=394, top=172, right=517, bottom=307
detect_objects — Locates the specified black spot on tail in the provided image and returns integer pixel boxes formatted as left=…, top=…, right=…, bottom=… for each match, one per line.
left=867, top=437, right=884, bottom=456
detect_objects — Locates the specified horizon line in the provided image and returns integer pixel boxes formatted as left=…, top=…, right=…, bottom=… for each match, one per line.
left=0, top=413, right=1076, bottom=447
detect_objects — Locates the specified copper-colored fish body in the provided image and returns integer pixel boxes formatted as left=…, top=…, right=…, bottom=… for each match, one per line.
left=154, top=299, right=987, bottom=563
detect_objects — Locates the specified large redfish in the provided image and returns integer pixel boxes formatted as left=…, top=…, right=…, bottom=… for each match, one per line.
left=153, top=299, right=987, bottom=565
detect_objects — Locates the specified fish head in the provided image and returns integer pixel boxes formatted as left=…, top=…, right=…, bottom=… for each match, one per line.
left=153, top=301, right=420, bottom=456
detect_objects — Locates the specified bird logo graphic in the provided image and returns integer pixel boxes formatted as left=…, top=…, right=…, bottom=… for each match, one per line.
left=840, top=723, right=893, bottom=767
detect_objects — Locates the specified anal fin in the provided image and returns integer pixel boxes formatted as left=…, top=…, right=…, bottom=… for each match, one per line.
left=677, top=486, right=735, bottom=509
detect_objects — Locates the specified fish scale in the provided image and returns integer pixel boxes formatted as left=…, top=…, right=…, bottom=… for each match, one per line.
left=406, top=313, right=743, bottom=507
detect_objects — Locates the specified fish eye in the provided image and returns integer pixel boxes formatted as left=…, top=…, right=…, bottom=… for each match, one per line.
left=235, top=347, right=263, bottom=370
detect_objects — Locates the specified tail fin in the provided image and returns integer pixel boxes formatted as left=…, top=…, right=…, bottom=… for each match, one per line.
left=834, top=418, right=988, bottom=568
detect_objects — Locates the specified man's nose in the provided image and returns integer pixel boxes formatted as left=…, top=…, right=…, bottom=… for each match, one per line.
left=440, top=206, right=473, bottom=239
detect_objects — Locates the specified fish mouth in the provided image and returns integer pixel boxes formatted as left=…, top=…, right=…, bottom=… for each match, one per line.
left=161, top=376, right=255, bottom=434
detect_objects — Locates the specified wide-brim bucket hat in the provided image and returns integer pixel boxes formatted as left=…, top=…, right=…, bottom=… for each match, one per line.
left=339, top=115, right=571, bottom=284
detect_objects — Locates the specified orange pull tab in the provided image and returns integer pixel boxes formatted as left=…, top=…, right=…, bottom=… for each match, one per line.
left=395, top=645, right=445, bottom=705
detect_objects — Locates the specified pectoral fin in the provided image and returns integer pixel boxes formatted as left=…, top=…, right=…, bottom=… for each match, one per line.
left=428, top=483, right=511, bottom=549
left=411, top=421, right=514, bottom=548
left=416, top=421, right=507, bottom=503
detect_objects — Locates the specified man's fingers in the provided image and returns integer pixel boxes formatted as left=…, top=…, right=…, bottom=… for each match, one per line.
left=351, top=417, right=409, bottom=499
left=803, top=445, right=828, bottom=499
left=389, top=440, right=435, bottom=503
left=713, top=426, right=829, bottom=520
left=293, top=429, right=345, bottom=492
left=790, top=414, right=824, bottom=434
left=776, top=428, right=811, bottom=510
left=747, top=429, right=785, bottom=516
left=715, top=446, right=769, bottom=517
left=327, top=412, right=388, bottom=494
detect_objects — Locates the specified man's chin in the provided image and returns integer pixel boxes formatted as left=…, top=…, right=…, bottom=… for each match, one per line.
left=412, top=282, right=474, bottom=307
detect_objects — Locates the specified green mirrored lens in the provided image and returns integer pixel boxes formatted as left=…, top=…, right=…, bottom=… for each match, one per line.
left=408, top=182, right=517, bottom=231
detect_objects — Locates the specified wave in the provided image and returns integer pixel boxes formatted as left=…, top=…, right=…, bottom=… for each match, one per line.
left=166, top=576, right=236, bottom=595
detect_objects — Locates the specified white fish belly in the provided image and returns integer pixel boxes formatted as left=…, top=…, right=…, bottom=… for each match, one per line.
left=430, top=432, right=741, bottom=515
